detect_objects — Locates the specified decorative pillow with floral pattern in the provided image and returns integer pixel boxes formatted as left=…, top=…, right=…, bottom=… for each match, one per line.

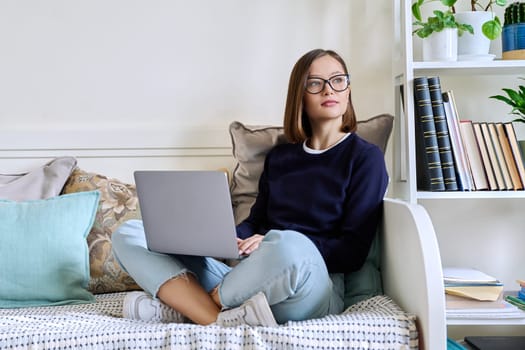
left=62, top=168, right=141, bottom=293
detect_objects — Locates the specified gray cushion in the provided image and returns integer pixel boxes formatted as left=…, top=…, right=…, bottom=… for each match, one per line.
left=0, top=157, right=77, bottom=201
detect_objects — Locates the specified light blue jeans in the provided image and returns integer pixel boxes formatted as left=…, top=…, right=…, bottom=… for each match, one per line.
left=112, top=219, right=344, bottom=324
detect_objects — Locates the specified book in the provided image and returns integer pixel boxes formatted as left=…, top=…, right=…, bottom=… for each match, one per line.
left=427, top=77, right=458, bottom=191
left=442, top=90, right=474, bottom=191
left=413, top=76, right=445, bottom=191
left=513, top=280, right=525, bottom=302
left=447, top=305, right=525, bottom=322
left=506, top=295, right=525, bottom=311
left=446, top=294, right=524, bottom=320
left=495, top=122, right=523, bottom=190
left=487, top=123, right=513, bottom=190
left=446, top=294, right=509, bottom=311
left=472, top=122, right=498, bottom=190
left=443, top=267, right=500, bottom=284
left=480, top=122, right=506, bottom=190
left=503, top=122, right=525, bottom=189
left=458, top=120, right=489, bottom=191
left=465, top=336, right=525, bottom=349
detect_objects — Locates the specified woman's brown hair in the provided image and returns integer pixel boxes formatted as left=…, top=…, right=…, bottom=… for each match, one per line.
left=283, top=49, right=357, bottom=143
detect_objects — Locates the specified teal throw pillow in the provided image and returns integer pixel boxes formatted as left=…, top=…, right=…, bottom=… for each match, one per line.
left=0, top=191, right=100, bottom=308
left=343, top=228, right=383, bottom=308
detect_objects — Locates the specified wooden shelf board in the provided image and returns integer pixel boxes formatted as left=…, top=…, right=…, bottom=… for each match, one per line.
left=416, top=191, right=525, bottom=200
left=412, top=60, right=525, bottom=76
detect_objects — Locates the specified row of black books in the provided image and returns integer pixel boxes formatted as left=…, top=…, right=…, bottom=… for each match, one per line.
left=414, top=76, right=525, bottom=191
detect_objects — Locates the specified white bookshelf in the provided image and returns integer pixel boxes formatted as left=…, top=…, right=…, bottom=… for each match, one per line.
left=393, top=0, right=525, bottom=342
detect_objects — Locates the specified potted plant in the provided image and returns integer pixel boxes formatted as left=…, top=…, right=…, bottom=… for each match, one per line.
left=451, top=0, right=507, bottom=57
left=490, top=77, right=525, bottom=160
left=502, top=2, right=525, bottom=59
left=412, top=0, right=474, bottom=61
left=490, top=77, right=525, bottom=123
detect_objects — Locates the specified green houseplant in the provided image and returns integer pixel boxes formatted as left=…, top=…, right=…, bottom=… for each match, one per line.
left=502, top=2, right=525, bottom=59
left=449, top=0, right=507, bottom=56
left=412, top=0, right=474, bottom=60
left=451, top=0, right=507, bottom=40
left=503, top=1, right=525, bottom=26
left=412, top=0, right=474, bottom=38
left=490, top=77, right=525, bottom=162
left=490, top=77, right=525, bottom=123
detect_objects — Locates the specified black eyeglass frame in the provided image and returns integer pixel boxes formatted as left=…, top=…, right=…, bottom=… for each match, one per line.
left=304, top=74, right=350, bottom=94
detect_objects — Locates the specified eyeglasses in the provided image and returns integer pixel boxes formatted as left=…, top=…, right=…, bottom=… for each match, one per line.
left=305, top=74, right=350, bottom=94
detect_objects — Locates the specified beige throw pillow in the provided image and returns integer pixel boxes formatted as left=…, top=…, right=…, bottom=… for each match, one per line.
left=228, top=114, right=394, bottom=308
left=229, top=121, right=287, bottom=224
left=62, top=168, right=142, bottom=294
left=229, top=114, right=394, bottom=223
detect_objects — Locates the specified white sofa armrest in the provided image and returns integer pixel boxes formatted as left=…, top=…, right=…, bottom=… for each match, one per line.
left=381, top=198, right=447, bottom=350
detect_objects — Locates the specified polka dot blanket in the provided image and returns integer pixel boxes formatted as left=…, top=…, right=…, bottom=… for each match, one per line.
left=0, top=293, right=417, bottom=350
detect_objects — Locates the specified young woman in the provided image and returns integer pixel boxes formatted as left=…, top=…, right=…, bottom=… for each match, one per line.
left=112, top=48, right=389, bottom=327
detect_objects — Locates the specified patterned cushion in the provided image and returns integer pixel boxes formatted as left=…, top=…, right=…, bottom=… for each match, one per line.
left=62, top=168, right=141, bottom=294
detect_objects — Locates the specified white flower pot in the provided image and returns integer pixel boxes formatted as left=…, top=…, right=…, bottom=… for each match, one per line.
left=422, top=28, right=458, bottom=62
left=455, top=11, right=493, bottom=56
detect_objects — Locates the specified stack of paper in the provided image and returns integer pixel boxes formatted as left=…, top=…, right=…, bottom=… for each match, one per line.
left=444, top=268, right=525, bottom=320
left=443, top=267, right=503, bottom=301
left=446, top=294, right=525, bottom=320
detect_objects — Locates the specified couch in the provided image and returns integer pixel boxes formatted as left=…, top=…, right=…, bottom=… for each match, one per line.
left=0, top=115, right=446, bottom=349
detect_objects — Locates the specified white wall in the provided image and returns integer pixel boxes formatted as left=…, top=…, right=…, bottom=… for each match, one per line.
left=0, top=1, right=393, bottom=132
left=2, top=0, right=524, bottom=307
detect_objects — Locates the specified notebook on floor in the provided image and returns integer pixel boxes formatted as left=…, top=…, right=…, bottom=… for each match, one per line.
left=464, top=336, right=525, bottom=350
left=134, top=170, right=241, bottom=259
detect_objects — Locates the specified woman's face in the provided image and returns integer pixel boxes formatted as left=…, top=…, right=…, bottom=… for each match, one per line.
left=303, top=55, right=350, bottom=124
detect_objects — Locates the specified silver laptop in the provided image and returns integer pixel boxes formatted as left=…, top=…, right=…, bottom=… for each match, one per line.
left=134, top=170, right=240, bottom=259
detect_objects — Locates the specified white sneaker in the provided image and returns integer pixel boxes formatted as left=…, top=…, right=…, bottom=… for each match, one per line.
left=123, top=291, right=185, bottom=323
left=215, top=292, right=278, bottom=327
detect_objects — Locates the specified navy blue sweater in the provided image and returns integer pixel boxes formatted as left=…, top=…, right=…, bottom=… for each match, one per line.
left=236, top=133, right=389, bottom=273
